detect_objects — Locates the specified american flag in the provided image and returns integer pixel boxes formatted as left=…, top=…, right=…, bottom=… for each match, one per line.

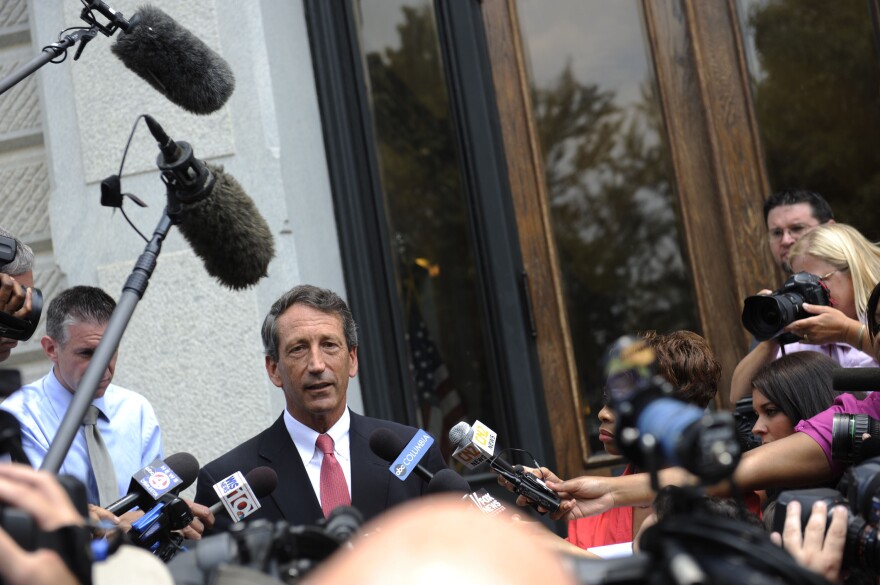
left=406, top=305, right=466, bottom=462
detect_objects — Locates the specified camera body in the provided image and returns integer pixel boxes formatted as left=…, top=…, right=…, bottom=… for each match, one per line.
left=742, top=271, right=830, bottom=342
left=775, top=456, right=880, bottom=578
left=0, top=233, right=43, bottom=342
left=168, top=506, right=363, bottom=585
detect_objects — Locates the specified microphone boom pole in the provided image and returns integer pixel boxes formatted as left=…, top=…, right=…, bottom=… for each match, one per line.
left=41, top=212, right=173, bottom=473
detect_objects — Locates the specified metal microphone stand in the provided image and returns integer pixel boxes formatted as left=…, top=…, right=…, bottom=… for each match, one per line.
left=41, top=211, right=173, bottom=473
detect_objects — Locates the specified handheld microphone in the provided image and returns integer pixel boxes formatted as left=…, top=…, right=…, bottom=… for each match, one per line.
left=209, top=466, right=278, bottom=522
left=144, top=115, right=275, bottom=290
left=106, top=452, right=200, bottom=515
left=110, top=5, right=235, bottom=114
left=425, top=468, right=471, bottom=494
left=448, top=420, right=498, bottom=469
left=832, top=367, right=880, bottom=392
left=448, top=421, right=560, bottom=514
left=369, top=428, right=435, bottom=482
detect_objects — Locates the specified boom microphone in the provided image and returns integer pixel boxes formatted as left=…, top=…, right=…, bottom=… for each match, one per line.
left=106, top=452, right=199, bottom=515
left=110, top=5, right=235, bottom=114
left=145, top=115, right=275, bottom=290
left=832, top=367, right=880, bottom=392
left=208, top=466, right=278, bottom=521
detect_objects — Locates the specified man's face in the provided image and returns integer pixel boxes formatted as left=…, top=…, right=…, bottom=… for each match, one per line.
left=0, top=270, right=33, bottom=362
left=265, top=304, right=357, bottom=432
left=766, top=203, right=823, bottom=271
left=41, top=320, right=117, bottom=397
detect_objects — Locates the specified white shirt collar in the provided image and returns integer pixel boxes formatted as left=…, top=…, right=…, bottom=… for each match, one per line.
left=283, top=407, right=351, bottom=467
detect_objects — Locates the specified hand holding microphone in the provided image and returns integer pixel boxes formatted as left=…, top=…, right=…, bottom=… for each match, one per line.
left=449, top=421, right=560, bottom=514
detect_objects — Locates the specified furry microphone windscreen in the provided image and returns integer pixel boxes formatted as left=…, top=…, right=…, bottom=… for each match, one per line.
left=111, top=5, right=235, bottom=115
left=173, top=163, right=275, bottom=290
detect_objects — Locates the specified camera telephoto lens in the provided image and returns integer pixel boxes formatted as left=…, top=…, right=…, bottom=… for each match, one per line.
left=832, top=413, right=880, bottom=465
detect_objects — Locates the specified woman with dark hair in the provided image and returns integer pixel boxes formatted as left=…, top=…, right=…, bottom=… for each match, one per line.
left=750, top=352, right=863, bottom=445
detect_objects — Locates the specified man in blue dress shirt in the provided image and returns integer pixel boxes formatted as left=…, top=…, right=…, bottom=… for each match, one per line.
left=1, top=286, right=163, bottom=506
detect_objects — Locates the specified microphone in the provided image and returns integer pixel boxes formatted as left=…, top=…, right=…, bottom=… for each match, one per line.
left=832, top=367, right=880, bottom=392
left=369, top=428, right=436, bottom=482
left=448, top=421, right=560, bottom=514
left=448, top=420, right=498, bottom=469
left=110, top=5, right=235, bottom=114
left=106, top=452, right=200, bottom=515
left=209, top=466, right=278, bottom=522
left=144, top=115, right=275, bottom=290
left=425, top=468, right=471, bottom=494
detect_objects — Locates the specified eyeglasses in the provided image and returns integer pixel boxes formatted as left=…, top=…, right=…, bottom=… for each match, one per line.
left=769, top=224, right=814, bottom=241
left=818, top=268, right=847, bottom=285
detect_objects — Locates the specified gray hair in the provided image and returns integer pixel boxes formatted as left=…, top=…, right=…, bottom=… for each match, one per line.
left=0, top=226, right=34, bottom=277
left=46, top=286, right=116, bottom=346
left=261, top=285, right=358, bottom=361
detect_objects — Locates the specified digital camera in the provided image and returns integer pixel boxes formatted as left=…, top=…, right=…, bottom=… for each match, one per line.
left=742, top=271, right=830, bottom=342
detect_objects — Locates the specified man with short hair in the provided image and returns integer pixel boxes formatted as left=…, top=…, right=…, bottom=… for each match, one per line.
left=0, top=226, right=35, bottom=362
left=0, top=286, right=163, bottom=506
left=195, top=284, right=447, bottom=528
left=763, top=189, right=834, bottom=274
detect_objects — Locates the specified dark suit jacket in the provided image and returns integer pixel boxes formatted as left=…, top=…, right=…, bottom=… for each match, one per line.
left=194, top=410, right=446, bottom=529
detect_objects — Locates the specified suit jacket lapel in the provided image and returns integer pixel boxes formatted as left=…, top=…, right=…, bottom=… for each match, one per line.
left=258, top=415, right=323, bottom=524
left=349, top=412, right=392, bottom=520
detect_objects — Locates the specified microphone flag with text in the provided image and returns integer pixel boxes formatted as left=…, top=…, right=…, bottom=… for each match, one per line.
left=448, top=420, right=560, bottom=513
left=369, top=428, right=436, bottom=482
left=209, top=466, right=278, bottom=523
left=106, top=452, right=199, bottom=516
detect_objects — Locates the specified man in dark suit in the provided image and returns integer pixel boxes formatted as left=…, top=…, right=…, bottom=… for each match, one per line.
left=194, top=284, right=446, bottom=528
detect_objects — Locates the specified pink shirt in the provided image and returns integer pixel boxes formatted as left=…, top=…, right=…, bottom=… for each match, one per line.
left=795, top=392, right=880, bottom=477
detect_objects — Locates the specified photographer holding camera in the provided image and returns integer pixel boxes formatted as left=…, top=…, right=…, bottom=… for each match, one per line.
left=0, top=463, right=89, bottom=585
left=731, top=223, right=880, bottom=404
left=0, top=227, right=35, bottom=363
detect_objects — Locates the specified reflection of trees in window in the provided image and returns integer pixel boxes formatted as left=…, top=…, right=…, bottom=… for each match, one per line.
left=531, top=64, right=698, bottom=448
left=747, top=0, right=880, bottom=240
left=362, top=5, right=490, bottom=426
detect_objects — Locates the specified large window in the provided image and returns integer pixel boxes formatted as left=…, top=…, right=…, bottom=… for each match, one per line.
left=515, top=0, right=700, bottom=458
left=355, top=0, right=498, bottom=459
left=738, top=0, right=880, bottom=241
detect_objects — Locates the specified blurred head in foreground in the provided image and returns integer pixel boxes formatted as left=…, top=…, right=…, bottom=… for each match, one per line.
left=304, top=495, right=576, bottom=585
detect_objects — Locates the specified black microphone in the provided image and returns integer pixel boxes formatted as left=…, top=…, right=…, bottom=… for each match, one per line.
left=369, top=428, right=435, bottom=482
left=208, top=466, right=278, bottom=519
left=144, top=115, right=275, bottom=290
left=425, top=468, right=471, bottom=494
left=110, top=5, right=235, bottom=114
left=832, top=367, right=880, bottom=392
left=106, top=452, right=200, bottom=515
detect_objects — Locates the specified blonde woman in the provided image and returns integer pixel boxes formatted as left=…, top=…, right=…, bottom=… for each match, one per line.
left=731, top=223, right=880, bottom=403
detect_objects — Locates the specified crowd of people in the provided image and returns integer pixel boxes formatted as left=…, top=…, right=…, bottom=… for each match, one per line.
left=1, top=187, right=879, bottom=584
